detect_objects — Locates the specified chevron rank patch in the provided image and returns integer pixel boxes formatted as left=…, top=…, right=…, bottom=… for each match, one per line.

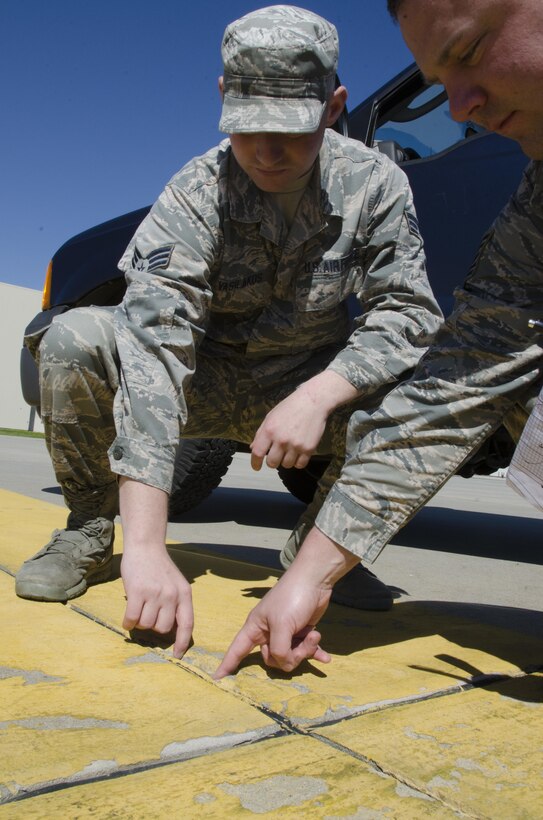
left=406, top=212, right=421, bottom=240
left=131, top=244, right=174, bottom=273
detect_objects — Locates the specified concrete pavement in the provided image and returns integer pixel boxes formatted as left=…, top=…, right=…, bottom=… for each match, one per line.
left=1, top=439, right=543, bottom=817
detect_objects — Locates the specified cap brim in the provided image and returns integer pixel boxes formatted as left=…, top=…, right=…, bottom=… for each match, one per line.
left=219, top=94, right=326, bottom=134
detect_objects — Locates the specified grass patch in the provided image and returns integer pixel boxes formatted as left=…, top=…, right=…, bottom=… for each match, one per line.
left=0, top=427, right=44, bottom=439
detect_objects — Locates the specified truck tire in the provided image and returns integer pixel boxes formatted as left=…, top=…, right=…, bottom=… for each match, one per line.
left=277, top=458, right=329, bottom=505
left=168, top=438, right=237, bottom=517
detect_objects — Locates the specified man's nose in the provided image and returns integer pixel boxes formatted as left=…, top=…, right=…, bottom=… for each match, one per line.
left=446, top=77, right=487, bottom=124
left=255, top=134, right=285, bottom=165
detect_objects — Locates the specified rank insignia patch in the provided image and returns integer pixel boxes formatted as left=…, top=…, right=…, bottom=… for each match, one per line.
left=131, top=244, right=174, bottom=273
left=406, top=212, right=421, bottom=239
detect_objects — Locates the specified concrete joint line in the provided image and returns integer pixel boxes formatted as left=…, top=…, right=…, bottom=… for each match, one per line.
left=0, top=726, right=287, bottom=807
left=297, top=668, right=543, bottom=731
left=307, top=731, right=479, bottom=819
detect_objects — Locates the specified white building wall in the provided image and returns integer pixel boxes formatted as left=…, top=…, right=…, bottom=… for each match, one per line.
left=0, top=282, right=44, bottom=432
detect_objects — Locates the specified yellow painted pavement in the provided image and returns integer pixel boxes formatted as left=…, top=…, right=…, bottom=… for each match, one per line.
left=1, top=487, right=542, bottom=817
left=0, top=571, right=277, bottom=800
left=319, top=673, right=543, bottom=819
left=0, top=734, right=460, bottom=819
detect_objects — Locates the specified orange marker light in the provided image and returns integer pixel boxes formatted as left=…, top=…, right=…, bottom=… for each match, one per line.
left=42, top=259, right=53, bottom=311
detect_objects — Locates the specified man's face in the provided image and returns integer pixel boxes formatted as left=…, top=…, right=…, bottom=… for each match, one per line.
left=229, top=119, right=327, bottom=193
left=397, top=0, right=543, bottom=159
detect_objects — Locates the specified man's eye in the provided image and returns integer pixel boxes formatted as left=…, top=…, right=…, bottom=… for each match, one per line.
left=460, top=38, right=482, bottom=64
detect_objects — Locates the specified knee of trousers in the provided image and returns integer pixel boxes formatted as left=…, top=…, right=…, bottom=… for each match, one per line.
left=40, top=307, right=118, bottom=376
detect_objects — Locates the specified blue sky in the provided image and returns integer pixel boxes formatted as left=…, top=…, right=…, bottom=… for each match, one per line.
left=1, top=1, right=412, bottom=291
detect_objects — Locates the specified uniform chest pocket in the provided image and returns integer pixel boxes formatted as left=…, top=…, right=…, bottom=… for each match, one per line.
left=296, top=266, right=358, bottom=313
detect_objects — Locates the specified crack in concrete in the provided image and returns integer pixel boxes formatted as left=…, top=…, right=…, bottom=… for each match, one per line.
left=3, top=660, right=532, bottom=815
left=24, top=583, right=539, bottom=817
left=306, top=731, right=478, bottom=819
left=285, top=668, right=543, bottom=731
left=0, top=725, right=287, bottom=805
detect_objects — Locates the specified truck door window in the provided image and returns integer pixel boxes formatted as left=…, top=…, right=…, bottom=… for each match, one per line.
left=375, top=84, right=484, bottom=159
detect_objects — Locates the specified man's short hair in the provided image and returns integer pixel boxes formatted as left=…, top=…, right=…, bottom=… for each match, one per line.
left=387, top=0, right=404, bottom=21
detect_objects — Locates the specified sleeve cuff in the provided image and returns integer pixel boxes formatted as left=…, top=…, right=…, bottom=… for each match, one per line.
left=315, top=484, right=397, bottom=564
left=107, top=436, right=175, bottom=494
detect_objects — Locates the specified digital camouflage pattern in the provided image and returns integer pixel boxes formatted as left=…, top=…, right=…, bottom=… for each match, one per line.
left=219, top=5, right=337, bottom=134
left=33, top=304, right=353, bottom=522
left=317, top=160, right=543, bottom=562
left=29, top=129, right=442, bottom=515
left=110, top=129, right=442, bottom=493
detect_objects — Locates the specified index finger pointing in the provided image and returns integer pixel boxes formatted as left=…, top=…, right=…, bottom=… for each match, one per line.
left=213, top=628, right=258, bottom=680
left=250, top=451, right=264, bottom=471
left=172, top=602, right=194, bottom=660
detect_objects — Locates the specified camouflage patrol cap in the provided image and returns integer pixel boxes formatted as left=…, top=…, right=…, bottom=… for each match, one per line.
left=219, top=5, right=338, bottom=134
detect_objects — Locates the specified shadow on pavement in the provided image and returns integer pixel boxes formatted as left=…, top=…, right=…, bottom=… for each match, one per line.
left=169, top=486, right=304, bottom=528
left=174, top=485, right=542, bottom=565
left=43, top=482, right=541, bottom=566
left=106, top=544, right=543, bottom=699
left=395, top=505, right=543, bottom=564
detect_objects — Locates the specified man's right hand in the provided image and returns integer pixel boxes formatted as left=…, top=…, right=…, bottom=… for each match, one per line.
left=121, top=546, right=193, bottom=659
left=250, top=370, right=360, bottom=471
left=213, top=561, right=332, bottom=679
left=214, top=526, right=359, bottom=678
left=118, top=476, right=194, bottom=659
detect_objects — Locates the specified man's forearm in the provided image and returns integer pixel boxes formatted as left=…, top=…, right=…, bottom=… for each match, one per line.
left=287, top=525, right=360, bottom=588
left=297, top=370, right=360, bottom=417
left=119, top=476, right=194, bottom=658
left=119, top=477, right=169, bottom=553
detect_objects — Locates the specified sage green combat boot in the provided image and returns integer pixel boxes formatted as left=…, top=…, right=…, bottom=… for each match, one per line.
left=15, top=481, right=118, bottom=602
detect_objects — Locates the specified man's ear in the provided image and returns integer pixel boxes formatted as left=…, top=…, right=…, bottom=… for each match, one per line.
left=218, top=76, right=224, bottom=98
left=325, top=85, right=348, bottom=127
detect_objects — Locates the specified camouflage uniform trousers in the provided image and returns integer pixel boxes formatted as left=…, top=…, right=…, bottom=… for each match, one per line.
left=33, top=305, right=386, bottom=553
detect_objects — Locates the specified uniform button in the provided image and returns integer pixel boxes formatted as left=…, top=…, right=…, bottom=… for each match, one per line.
left=112, top=446, right=123, bottom=460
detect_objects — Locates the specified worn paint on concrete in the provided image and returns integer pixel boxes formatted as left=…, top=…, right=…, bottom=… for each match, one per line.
left=0, top=734, right=460, bottom=818
left=2, top=487, right=542, bottom=817
left=319, top=672, right=543, bottom=818
left=0, top=571, right=276, bottom=802
left=79, top=548, right=543, bottom=726
left=3, top=489, right=541, bottom=732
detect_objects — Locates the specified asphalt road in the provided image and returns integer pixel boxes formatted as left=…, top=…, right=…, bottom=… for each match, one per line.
left=2, top=433, right=542, bottom=635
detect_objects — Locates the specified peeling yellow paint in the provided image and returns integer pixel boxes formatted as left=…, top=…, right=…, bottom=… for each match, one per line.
left=2, top=488, right=542, bottom=819
left=319, top=673, right=543, bottom=818
left=0, top=735, right=459, bottom=818
left=0, top=571, right=274, bottom=801
left=77, top=548, right=543, bottom=728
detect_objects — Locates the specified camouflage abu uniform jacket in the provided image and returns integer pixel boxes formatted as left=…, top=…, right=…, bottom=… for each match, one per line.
left=317, top=160, right=543, bottom=562
left=108, top=129, right=442, bottom=492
